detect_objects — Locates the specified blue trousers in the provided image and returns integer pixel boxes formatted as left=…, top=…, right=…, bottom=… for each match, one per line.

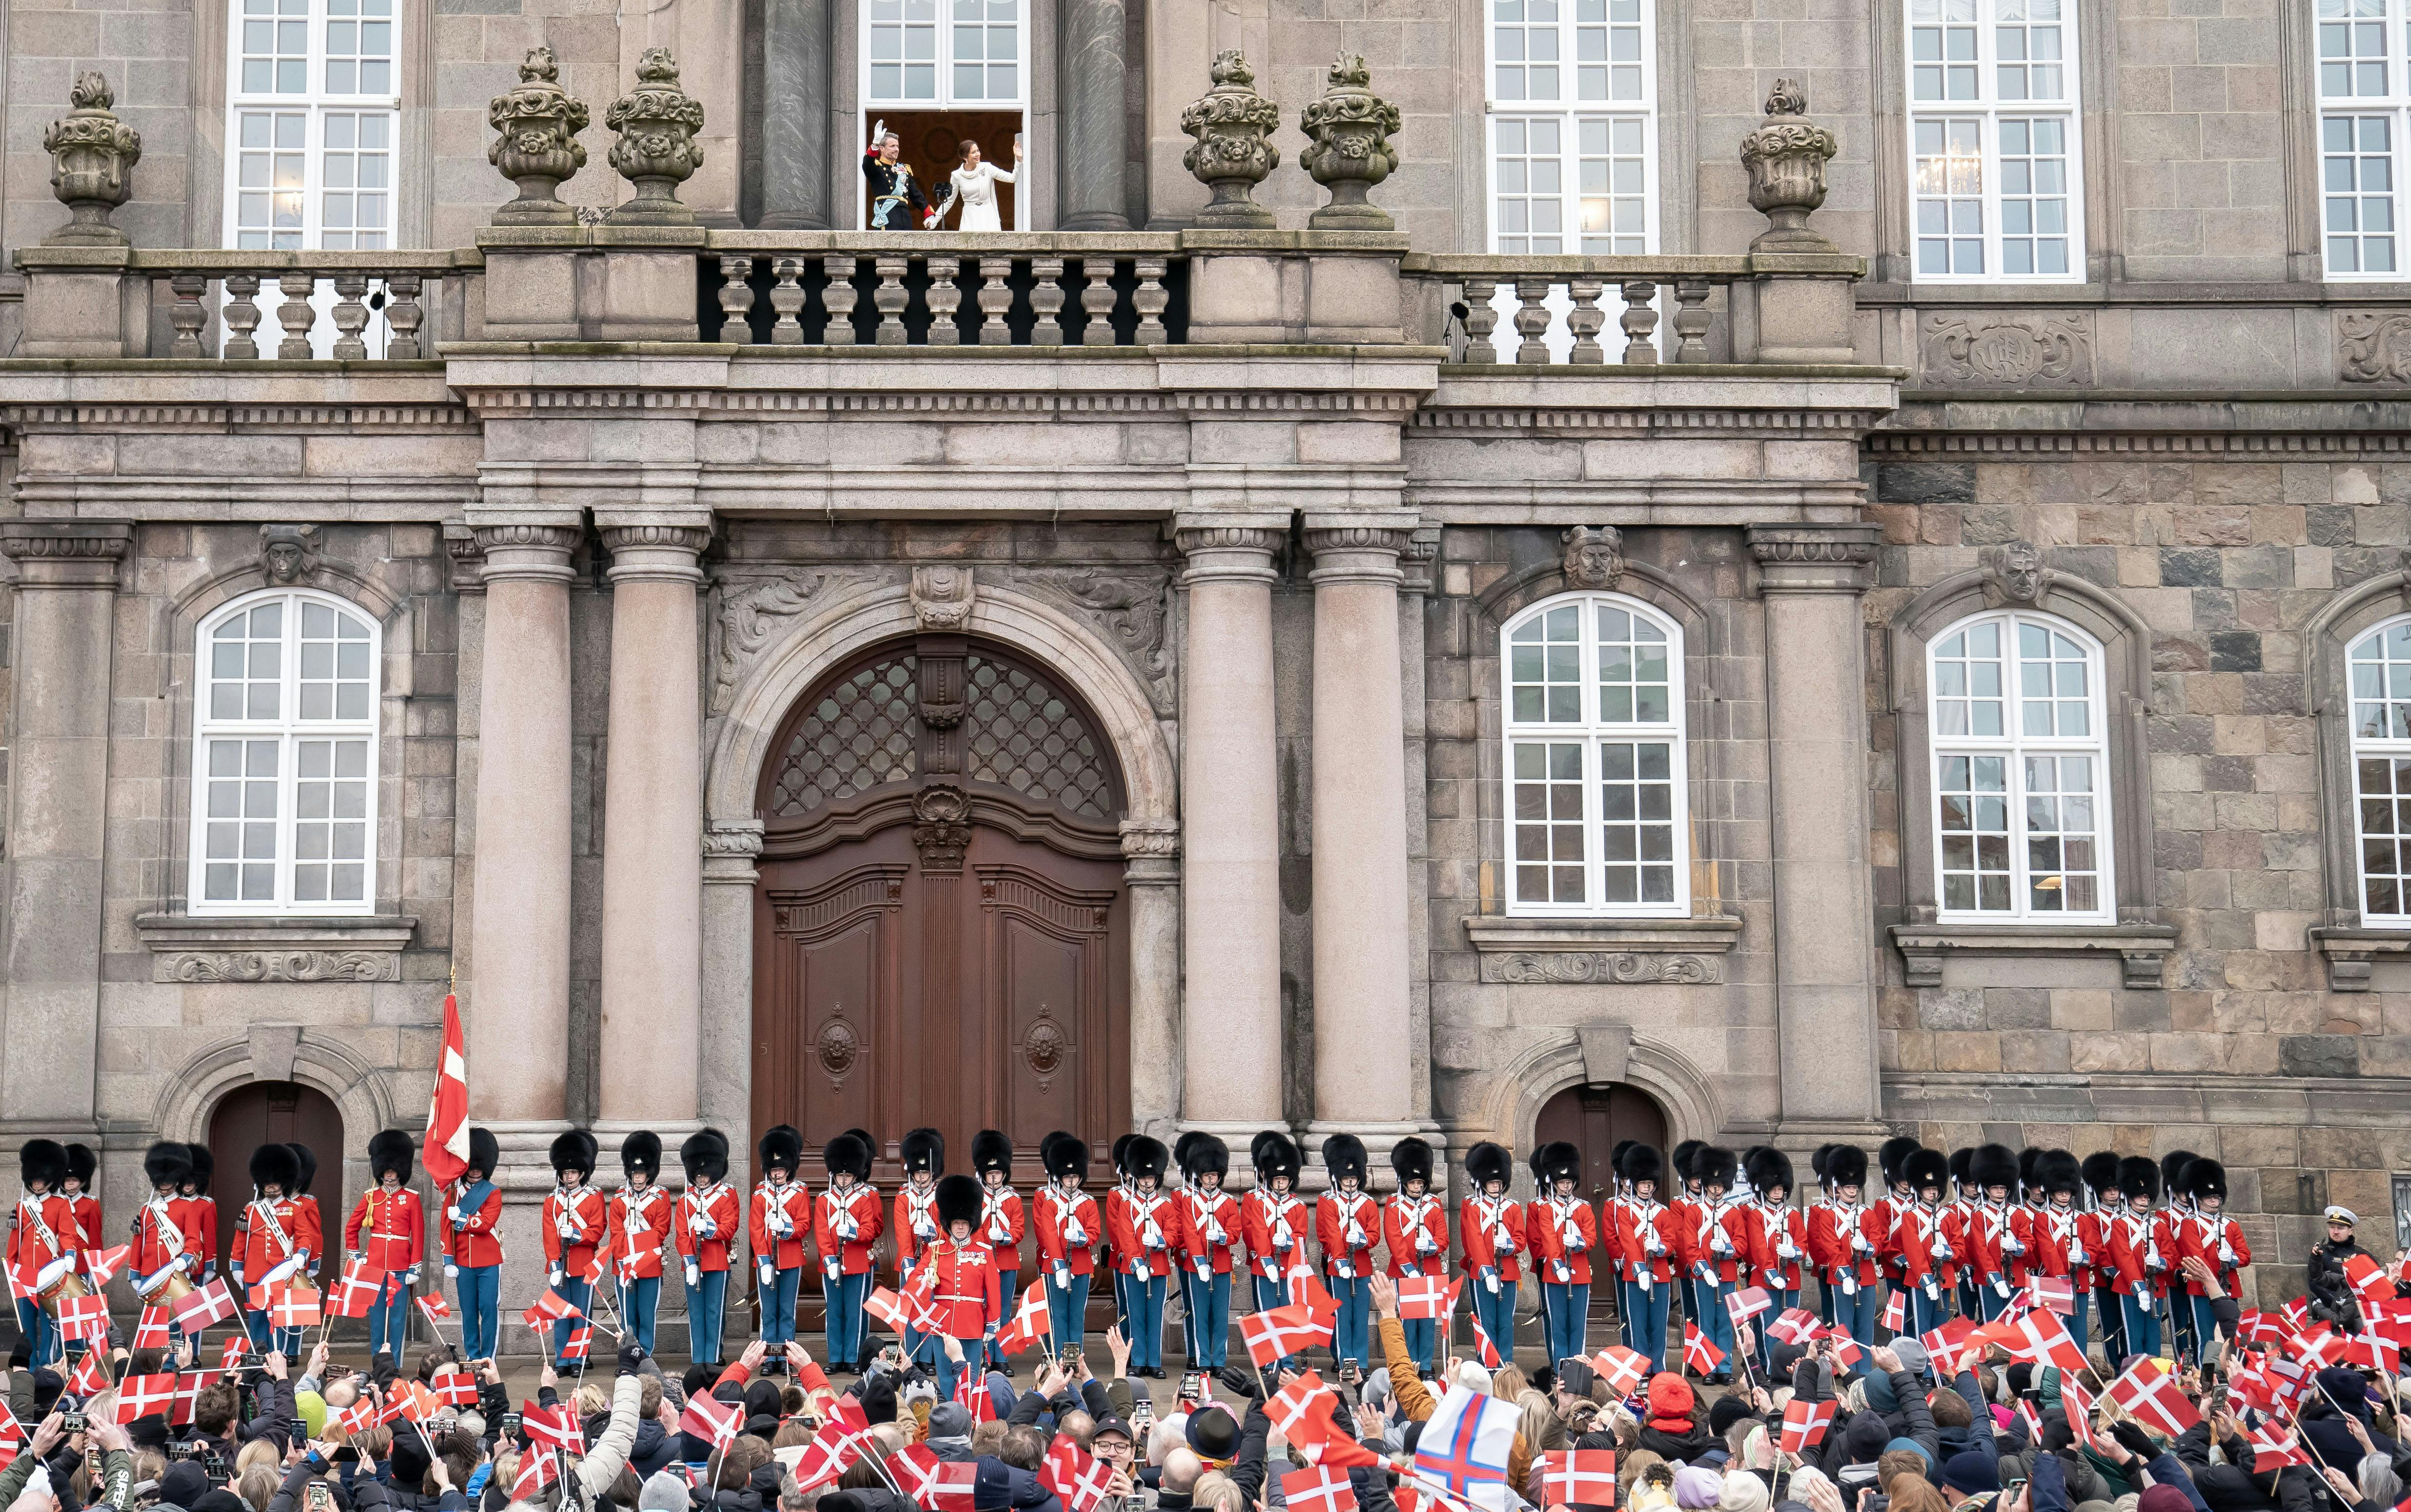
left=1183, top=1268, right=1230, bottom=1368
left=1694, top=1278, right=1734, bottom=1372
left=2062, top=1288, right=2088, bottom=1359
left=619, top=1275, right=661, bottom=1356
left=1979, top=1280, right=2015, bottom=1321
left=931, top=1339, right=986, bottom=1401
left=1471, top=1274, right=1517, bottom=1361
left=2172, top=1290, right=2203, bottom=1362
left=1328, top=1272, right=1369, bottom=1368
left=1908, top=1284, right=1952, bottom=1338
left=1755, top=1287, right=1798, bottom=1371
left=1112, top=1267, right=1130, bottom=1334
left=14, top=1299, right=59, bottom=1369
left=760, top=1266, right=800, bottom=1345
left=455, top=1263, right=499, bottom=1360
left=1250, top=1273, right=1300, bottom=1370
left=2121, top=1292, right=2161, bottom=1360
left=247, top=1309, right=304, bottom=1358
left=1045, top=1270, right=1090, bottom=1358
left=1399, top=1313, right=1438, bottom=1372
left=553, top=1273, right=593, bottom=1359
left=1830, top=1280, right=1880, bottom=1348
left=685, top=1267, right=728, bottom=1365
left=899, top=1258, right=923, bottom=1356
left=1677, top=1275, right=1699, bottom=1341
left=2094, top=1284, right=2126, bottom=1361
left=368, top=1272, right=410, bottom=1358
left=1542, top=1281, right=1588, bottom=1367
left=1127, top=1272, right=1166, bottom=1368
left=823, top=1269, right=867, bottom=1364
left=988, top=1268, right=1018, bottom=1367
left=1623, top=1277, right=1669, bottom=1372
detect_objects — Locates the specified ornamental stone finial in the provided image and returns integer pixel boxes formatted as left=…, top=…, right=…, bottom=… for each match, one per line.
left=1737, top=76, right=1839, bottom=253
left=1298, top=53, right=1400, bottom=231
left=41, top=72, right=143, bottom=246
left=604, top=48, right=706, bottom=225
left=1181, top=51, right=1283, bottom=229
left=488, top=47, right=590, bottom=226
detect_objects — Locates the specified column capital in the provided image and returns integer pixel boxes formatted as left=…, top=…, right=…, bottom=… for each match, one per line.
left=599, top=521, right=713, bottom=585
left=1303, top=512, right=1419, bottom=588
left=1, top=520, right=130, bottom=589
left=1120, top=816, right=1180, bottom=884
left=1746, top=522, right=1880, bottom=594
left=703, top=818, right=765, bottom=885
left=471, top=520, right=583, bottom=584
left=1174, top=515, right=1286, bottom=585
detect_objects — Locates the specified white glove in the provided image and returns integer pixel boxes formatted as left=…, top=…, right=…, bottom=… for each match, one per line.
left=825, top=1257, right=841, bottom=1278
left=695, top=1217, right=717, bottom=1240
left=550, top=1266, right=564, bottom=1286
left=446, top=1205, right=463, bottom=1224
left=760, top=1261, right=776, bottom=1286
left=1053, top=1263, right=1071, bottom=1288
left=2069, top=1245, right=2086, bottom=1266
left=444, top=1262, right=459, bottom=1279
left=1934, top=1241, right=1953, bottom=1261
left=1777, top=1240, right=1798, bottom=1261
left=1417, top=1231, right=1439, bottom=1255
left=2004, top=1236, right=2025, bottom=1255
left=837, top=1215, right=858, bottom=1240
left=686, top=1262, right=701, bottom=1287
left=1852, top=1233, right=1870, bottom=1254
left=406, top=1266, right=421, bottom=1286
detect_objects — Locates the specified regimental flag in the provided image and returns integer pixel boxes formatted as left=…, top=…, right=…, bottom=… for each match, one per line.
left=423, top=992, right=471, bottom=1186
left=1779, top=1399, right=1834, bottom=1457
left=1683, top=1322, right=1725, bottom=1378
left=1537, top=1451, right=1616, bottom=1509
left=1589, top=1346, right=1649, bottom=1399
left=2107, top=1356, right=2201, bottom=1437
left=1281, top=1466, right=1359, bottom=1512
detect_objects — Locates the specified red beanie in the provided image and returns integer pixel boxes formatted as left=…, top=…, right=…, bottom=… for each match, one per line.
left=1647, top=1373, right=1695, bottom=1429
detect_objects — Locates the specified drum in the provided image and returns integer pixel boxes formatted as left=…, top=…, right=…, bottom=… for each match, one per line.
left=38, top=1269, right=89, bottom=1318
left=136, top=1268, right=195, bottom=1308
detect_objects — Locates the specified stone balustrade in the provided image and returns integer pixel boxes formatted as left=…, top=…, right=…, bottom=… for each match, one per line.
left=1406, top=251, right=1867, bottom=367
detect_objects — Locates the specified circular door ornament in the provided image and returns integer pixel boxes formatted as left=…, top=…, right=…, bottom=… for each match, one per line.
left=818, top=1016, right=860, bottom=1083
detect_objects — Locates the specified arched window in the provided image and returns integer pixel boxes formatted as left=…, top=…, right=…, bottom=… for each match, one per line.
left=1500, top=593, right=1688, bottom=917
left=1925, top=610, right=2112, bottom=920
left=2347, top=616, right=2411, bottom=920
left=188, top=590, right=381, bottom=915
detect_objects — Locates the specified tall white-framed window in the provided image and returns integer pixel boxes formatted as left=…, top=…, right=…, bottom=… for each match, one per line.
left=224, top=0, right=398, bottom=250
left=858, top=0, right=1028, bottom=223
left=188, top=591, right=381, bottom=917
left=2346, top=617, right=2411, bottom=920
left=1500, top=593, right=1689, bottom=917
left=1905, top=0, right=2084, bottom=281
left=2319, top=0, right=2409, bottom=275
left=1926, top=611, right=2113, bottom=921
left=1485, top=0, right=1658, bottom=254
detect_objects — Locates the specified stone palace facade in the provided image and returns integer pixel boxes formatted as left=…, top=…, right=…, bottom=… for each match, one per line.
left=0, top=0, right=2406, bottom=1340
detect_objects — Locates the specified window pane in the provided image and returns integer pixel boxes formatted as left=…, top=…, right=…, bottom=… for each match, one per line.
left=1510, top=740, right=1588, bottom=904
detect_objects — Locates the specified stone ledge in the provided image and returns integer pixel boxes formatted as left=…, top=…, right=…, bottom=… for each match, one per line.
left=2307, top=926, right=2411, bottom=992
left=1463, top=913, right=1742, bottom=984
left=1889, top=921, right=2177, bottom=990
left=134, top=912, right=418, bottom=983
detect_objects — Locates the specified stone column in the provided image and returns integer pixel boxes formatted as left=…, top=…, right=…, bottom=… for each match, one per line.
left=1059, top=0, right=1130, bottom=230
left=761, top=0, right=831, bottom=228
left=1399, top=528, right=1440, bottom=1121
left=597, top=522, right=712, bottom=1122
left=1121, top=817, right=1181, bottom=1137
left=0, top=521, right=128, bottom=1139
left=1174, top=520, right=1283, bottom=1135
left=1747, top=523, right=1886, bottom=1135
left=697, top=819, right=763, bottom=1147
left=1303, top=517, right=1419, bottom=1139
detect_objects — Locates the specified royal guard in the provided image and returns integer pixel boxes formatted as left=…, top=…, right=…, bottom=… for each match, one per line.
left=816, top=1129, right=881, bottom=1373
left=1035, top=1132, right=1099, bottom=1352
left=1667, top=1142, right=1704, bottom=1345
left=2006, top=1148, right=2046, bottom=1296
left=1873, top=1137, right=1921, bottom=1328
left=1963, top=1144, right=2022, bottom=1320
left=1382, top=1138, right=1448, bottom=1376
left=1243, top=1132, right=1307, bottom=1369
left=180, top=1145, right=220, bottom=1283
left=440, top=1126, right=503, bottom=1359
left=62, top=1144, right=99, bottom=1282
left=972, top=1130, right=1025, bottom=1373
left=286, top=1145, right=326, bottom=1294
left=2159, top=1150, right=2202, bottom=1359
left=1739, top=1149, right=1803, bottom=1369
left=676, top=1127, right=738, bottom=1367
left=2080, top=1153, right=2125, bottom=1361
left=895, top=1127, right=946, bottom=1357
left=1529, top=1141, right=1596, bottom=1369
left=343, top=1131, right=423, bottom=1363
left=1806, top=1144, right=1883, bottom=1348
left=1104, top=1135, right=1137, bottom=1336
left=8, top=1141, right=76, bottom=1367
left=2177, top=1158, right=2248, bottom=1363
left=1460, top=1142, right=1524, bottom=1364
left=1893, top=1148, right=1957, bottom=1335
left=1176, top=1134, right=1237, bottom=1372
left=1602, top=1142, right=1635, bottom=1348
left=1117, top=1137, right=1176, bottom=1377
left=1687, top=1147, right=1744, bottom=1382
left=1615, top=1144, right=1676, bottom=1372
left=750, top=1125, right=811, bottom=1355
left=1313, top=1136, right=1376, bottom=1372
left=542, top=1131, right=604, bottom=1363
left=132, top=1142, right=201, bottom=1342
left=2025, top=1149, right=2088, bottom=1356
left=2106, top=1155, right=2170, bottom=1359
left=921, top=1173, right=1001, bottom=1400
left=236, top=1143, right=312, bottom=1355
left=609, top=1131, right=672, bottom=1355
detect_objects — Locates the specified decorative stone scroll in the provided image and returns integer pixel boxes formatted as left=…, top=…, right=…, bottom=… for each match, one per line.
left=1486, top=952, right=1721, bottom=985
left=1922, top=313, right=2095, bottom=388
left=2340, top=311, right=2411, bottom=384
left=161, top=951, right=399, bottom=983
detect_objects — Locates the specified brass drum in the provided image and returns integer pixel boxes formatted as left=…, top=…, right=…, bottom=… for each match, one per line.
left=137, top=1268, right=195, bottom=1308
left=38, top=1269, right=90, bottom=1319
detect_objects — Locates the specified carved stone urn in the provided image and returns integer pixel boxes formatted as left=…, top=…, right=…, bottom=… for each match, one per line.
left=487, top=47, right=589, bottom=226
left=604, top=48, right=706, bottom=225
left=1297, top=53, right=1400, bottom=231
left=1180, top=50, right=1283, bottom=230
left=41, top=72, right=143, bottom=246
left=1737, top=77, right=1839, bottom=253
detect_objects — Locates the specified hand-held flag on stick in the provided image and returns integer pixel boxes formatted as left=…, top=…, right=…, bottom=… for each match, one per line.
left=522, top=1289, right=582, bottom=1329
left=2107, top=1356, right=2202, bottom=1437
left=1728, top=1287, right=1773, bottom=1323
left=1589, top=1347, right=1649, bottom=1399
left=1398, top=1275, right=1461, bottom=1322
left=114, top=1374, right=179, bottom=1425
left=1780, top=1399, right=1835, bottom=1457
left=1412, top=1387, right=1519, bottom=1512
left=1683, top=1322, right=1725, bottom=1378
left=679, top=1389, right=742, bottom=1451
left=331, top=1259, right=381, bottom=1320
left=1282, top=1466, right=1360, bottom=1512
left=1537, top=1451, right=1616, bottom=1509
left=133, top=1307, right=171, bottom=1351
left=1042, top=1437, right=1118, bottom=1512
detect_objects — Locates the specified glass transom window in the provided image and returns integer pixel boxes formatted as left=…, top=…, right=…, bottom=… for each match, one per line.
left=188, top=591, right=381, bottom=916
left=2348, top=618, right=2411, bottom=920
left=1501, top=593, right=1689, bottom=916
left=1905, top=0, right=2084, bottom=281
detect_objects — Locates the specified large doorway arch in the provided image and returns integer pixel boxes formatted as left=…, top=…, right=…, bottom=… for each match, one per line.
left=751, top=632, right=1132, bottom=1186
left=206, top=1079, right=345, bottom=1284
left=1535, top=1080, right=1668, bottom=1324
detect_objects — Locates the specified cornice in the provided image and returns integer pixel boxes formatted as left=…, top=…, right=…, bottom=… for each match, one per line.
left=1867, top=429, right=2411, bottom=457
left=0, top=401, right=475, bottom=430
left=1411, top=405, right=1887, bottom=437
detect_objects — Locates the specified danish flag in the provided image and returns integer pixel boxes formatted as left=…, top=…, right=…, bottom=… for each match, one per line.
left=1780, top=1399, right=1835, bottom=1456
left=337, top=1398, right=381, bottom=1437
left=417, top=1293, right=452, bottom=1324
left=330, top=1259, right=381, bottom=1319
left=2239, top=1310, right=2288, bottom=1345
left=953, top=1361, right=996, bottom=1423
left=82, top=1246, right=132, bottom=1289
left=522, top=1403, right=585, bottom=1454
left=1282, top=1466, right=1359, bottom=1512
left=383, top=1382, right=439, bottom=1426
left=1767, top=1308, right=1820, bottom=1346
left=508, top=1449, right=560, bottom=1503
left=1468, top=1303, right=1505, bottom=1369
left=2058, top=1376, right=2097, bottom=1449
left=114, top=1373, right=179, bottom=1424
left=1882, top=1289, right=1905, bottom=1334
left=65, top=1349, right=109, bottom=1398
left=57, top=1292, right=109, bottom=1342
left=171, top=1373, right=208, bottom=1427
left=560, top=1325, right=593, bottom=1363
left=271, top=1287, right=322, bottom=1329
left=1270, top=1373, right=1338, bottom=1443
left=431, top=1367, right=480, bottom=1407
left=678, top=1389, right=742, bottom=1450
left=2107, top=1355, right=2201, bottom=1437
left=2247, top=1421, right=2309, bottom=1469
left=1589, top=1346, right=1649, bottom=1399
left=893, top=1446, right=977, bottom=1512
left=787, top=1410, right=865, bottom=1492
left=1682, top=1322, right=1725, bottom=1377
left=1241, top=1302, right=1330, bottom=1367
left=522, top=1289, right=583, bottom=1328
left=1538, top=1451, right=1616, bottom=1509
left=219, top=1336, right=251, bottom=1371
left=0, top=1400, right=23, bottom=1473
left=1921, top=1318, right=1979, bottom=1377
left=2026, top=1276, right=2075, bottom=1316
left=423, top=991, right=471, bottom=1186
left=1042, top=1437, right=1118, bottom=1512
left=1398, top=1274, right=1461, bottom=1322
left=1820, top=1327, right=1864, bottom=1369
left=863, top=1287, right=910, bottom=1336
left=2011, top=1309, right=2089, bottom=1376
left=2344, top=1253, right=2394, bottom=1311
left=133, top=1307, right=171, bottom=1351
left=1728, top=1286, right=1773, bottom=1322
left=1293, top=1268, right=1341, bottom=1322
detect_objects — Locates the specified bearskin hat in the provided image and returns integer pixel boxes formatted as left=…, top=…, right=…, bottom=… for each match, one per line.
left=902, top=1127, right=945, bottom=1177
left=1042, top=1131, right=1090, bottom=1182
left=823, top=1131, right=873, bottom=1182
left=622, top=1130, right=662, bottom=1182
left=1904, top=1148, right=1950, bottom=1196
left=19, top=1139, right=66, bottom=1193
left=146, top=1140, right=195, bottom=1191
left=1948, top=1147, right=1973, bottom=1191
left=2117, top=1155, right=2161, bottom=1203
left=2179, top=1157, right=2228, bottom=1202
left=1250, top=1131, right=1301, bottom=1184
left=1621, top=1143, right=1664, bottom=1190
left=1823, top=1144, right=1869, bottom=1191
left=467, top=1126, right=499, bottom=1180
left=1535, top=1141, right=1582, bottom=1188
left=1695, top=1146, right=1737, bottom=1192
left=1671, top=1140, right=1705, bottom=1185
left=1391, top=1137, right=1434, bottom=1190
left=1322, top=1135, right=1368, bottom=1186
left=368, top=1130, right=414, bottom=1184
left=65, top=1144, right=97, bottom=1191
left=2161, top=1151, right=2199, bottom=1200
left=973, top=1130, right=1013, bottom=1179
left=1182, top=1134, right=1231, bottom=1183
left=186, top=1143, right=214, bottom=1191
left=1126, top=1136, right=1170, bottom=1184
left=1969, top=1143, right=2020, bottom=1194
left=290, top=1144, right=319, bottom=1195
left=1111, top=1135, right=1137, bottom=1179
left=1811, top=1145, right=1835, bottom=1185
left=935, top=1173, right=983, bottom=1231
left=550, top=1130, right=598, bottom=1180
left=759, top=1125, right=804, bottom=1177
left=1879, top=1137, right=1922, bottom=1189
left=2036, top=1149, right=2083, bottom=1198
left=1611, top=1141, right=1636, bottom=1183
left=2018, top=1146, right=2044, bottom=1196
left=680, top=1127, right=730, bottom=1185
left=1466, top=1141, right=1513, bottom=1191
left=1747, top=1147, right=1794, bottom=1198
left=2082, top=1151, right=2122, bottom=1199
left=250, top=1142, right=302, bottom=1195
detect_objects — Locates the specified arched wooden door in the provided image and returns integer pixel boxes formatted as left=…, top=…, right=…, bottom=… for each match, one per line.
left=1534, top=1082, right=1669, bottom=1321
left=207, top=1080, right=345, bottom=1285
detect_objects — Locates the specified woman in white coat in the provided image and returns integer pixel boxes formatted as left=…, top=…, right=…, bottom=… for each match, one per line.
left=945, top=138, right=1021, bottom=231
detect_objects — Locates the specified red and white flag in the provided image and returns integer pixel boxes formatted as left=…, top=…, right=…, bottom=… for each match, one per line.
left=2344, top=1253, right=2394, bottom=1312
left=786, top=1410, right=866, bottom=1492
left=953, top=1360, right=995, bottom=1423
left=171, top=1373, right=208, bottom=1427
left=2026, top=1277, right=2075, bottom=1316
left=0, top=1400, right=23, bottom=1473
left=1683, top=1322, right=1725, bottom=1377
left=1780, top=1399, right=1835, bottom=1457
left=1281, top=1466, right=1359, bottom=1512
left=417, top=1293, right=453, bottom=1325
left=1399, top=1274, right=1462, bottom=1322
left=1882, top=1289, right=1906, bottom=1334
left=1294, top=1269, right=1341, bottom=1322
left=219, top=1336, right=250, bottom=1371
left=1412, top=1385, right=1519, bottom=1512
left=1241, top=1303, right=1331, bottom=1367
left=1589, top=1346, right=1649, bottom=1399
left=82, top=1246, right=132, bottom=1289
left=115, top=1374, right=179, bottom=1424
left=679, top=1389, right=742, bottom=1450
left=522, top=1403, right=586, bottom=1454
left=1921, top=1318, right=1979, bottom=1377
left=330, top=1259, right=381, bottom=1320
left=2015, top=1400, right=2043, bottom=1443
left=2247, top=1421, right=2309, bottom=1470
left=272, top=1287, right=322, bottom=1329
left=1820, top=1327, right=1864, bottom=1369
left=384, top=1383, right=439, bottom=1426
left=431, top=1367, right=480, bottom=1407
left=560, top=1325, right=593, bottom=1363
left=508, top=1450, right=559, bottom=1503
left=1043, top=1437, right=1118, bottom=1512
left=2239, top=1310, right=2288, bottom=1346
left=65, top=1349, right=109, bottom=1398
left=133, top=1306, right=171, bottom=1351
left=1728, top=1286, right=1773, bottom=1323
left=423, top=991, right=471, bottom=1186
left=1767, top=1308, right=1820, bottom=1345
left=1468, top=1303, right=1505, bottom=1369
left=1269, top=1372, right=1337, bottom=1443
left=2107, top=1356, right=2201, bottom=1437
left=522, top=1289, right=582, bottom=1328
left=893, top=1446, right=978, bottom=1512
left=58, top=1292, right=110, bottom=1343
left=337, top=1398, right=380, bottom=1438
left=2011, top=1309, right=2089, bottom=1376
left=863, top=1287, right=910, bottom=1336
left=2059, top=1376, right=2097, bottom=1450
left=1538, top=1451, right=1616, bottom=1509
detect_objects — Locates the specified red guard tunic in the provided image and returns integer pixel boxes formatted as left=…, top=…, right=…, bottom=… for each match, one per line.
left=749, top=1179, right=813, bottom=1271
left=2077, top=1206, right=2116, bottom=1294
left=1615, top=1196, right=1677, bottom=1288
left=920, top=1236, right=1001, bottom=1339
left=978, top=1183, right=1026, bottom=1269
left=2180, top=1208, right=2250, bottom=1297
left=1243, top=1189, right=1308, bottom=1282
left=2108, top=1207, right=2170, bottom=1300
left=894, top=1182, right=942, bottom=1270
left=1966, top=1199, right=2020, bottom=1300
left=543, top=1183, right=606, bottom=1282
left=236, top=1194, right=309, bottom=1289
left=1806, top=1198, right=1884, bottom=1294
left=1035, top=1185, right=1101, bottom=1278
left=1694, top=1197, right=1749, bottom=1287
left=290, top=1194, right=323, bottom=1280
left=181, top=1191, right=221, bottom=1275
left=675, top=1180, right=740, bottom=1274
left=609, top=1185, right=673, bottom=1281
left=1897, top=1199, right=1960, bottom=1298
left=815, top=1183, right=883, bottom=1275
left=1458, top=1193, right=1525, bottom=1284
left=131, top=1191, right=201, bottom=1290
left=8, top=1192, right=78, bottom=1295
left=2026, top=1201, right=2082, bottom=1284
left=1744, top=1199, right=1807, bottom=1293
left=440, top=1180, right=504, bottom=1269
left=345, top=1187, right=424, bottom=1276
left=1117, top=1188, right=1178, bottom=1282
left=1178, top=1186, right=1238, bottom=1276
left=1383, top=1191, right=1449, bottom=1279
left=1316, top=1189, right=1378, bottom=1281
left=65, top=1191, right=101, bottom=1264
left=1529, top=1194, right=1597, bottom=1287
left=2005, top=1203, right=2044, bottom=1288
left=1669, top=1190, right=1703, bottom=1285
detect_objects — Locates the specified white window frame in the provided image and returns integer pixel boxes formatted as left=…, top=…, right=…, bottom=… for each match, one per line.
left=187, top=589, right=382, bottom=918
left=1925, top=609, right=2116, bottom=924
left=1903, top=0, right=2086, bottom=284
left=2345, top=615, right=2411, bottom=923
left=1482, top=0, right=1661, bottom=257
left=855, top=0, right=1030, bottom=227
left=2318, top=0, right=2410, bottom=278
left=222, top=0, right=400, bottom=252
left=1499, top=591, right=1691, bottom=919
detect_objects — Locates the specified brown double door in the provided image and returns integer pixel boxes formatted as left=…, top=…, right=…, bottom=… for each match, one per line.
left=1534, top=1082, right=1669, bottom=1321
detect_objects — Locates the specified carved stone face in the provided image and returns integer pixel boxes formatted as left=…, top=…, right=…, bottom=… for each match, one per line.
left=1998, top=542, right=2043, bottom=603
left=1562, top=525, right=1624, bottom=590
left=265, top=541, right=305, bottom=583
